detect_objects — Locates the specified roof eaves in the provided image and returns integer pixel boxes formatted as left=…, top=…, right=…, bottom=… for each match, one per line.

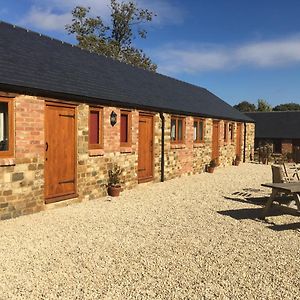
left=0, top=83, right=253, bottom=122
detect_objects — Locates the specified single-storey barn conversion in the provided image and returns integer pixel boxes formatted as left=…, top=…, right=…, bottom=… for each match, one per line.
left=246, top=111, right=300, bottom=162
left=0, top=22, right=254, bottom=220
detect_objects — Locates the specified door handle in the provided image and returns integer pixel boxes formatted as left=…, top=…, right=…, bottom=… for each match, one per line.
left=45, top=142, right=48, bottom=152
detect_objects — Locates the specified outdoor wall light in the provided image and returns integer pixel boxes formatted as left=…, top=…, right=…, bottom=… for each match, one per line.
left=110, top=111, right=117, bottom=126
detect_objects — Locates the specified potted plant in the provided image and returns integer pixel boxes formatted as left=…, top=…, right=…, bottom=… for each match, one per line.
left=233, top=154, right=241, bottom=166
left=207, top=159, right=217, bottom=173
left=258, top=143, right=272, bottom=164
left=107, top=164, right=123, bottom=197
left=286, top=152, right=293, bottom=163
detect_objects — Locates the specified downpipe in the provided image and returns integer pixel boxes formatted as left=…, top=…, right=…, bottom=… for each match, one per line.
left=160, top=112, right=165, bottom=182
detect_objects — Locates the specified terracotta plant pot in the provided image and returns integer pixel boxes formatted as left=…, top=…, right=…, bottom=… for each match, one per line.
left=234, top=160, right=240, bottom=166
left=207, top=167, right=215, bottom=173
left=107, top=185, right=122, bottom=197
left=262, top=158, right=267, bottom=164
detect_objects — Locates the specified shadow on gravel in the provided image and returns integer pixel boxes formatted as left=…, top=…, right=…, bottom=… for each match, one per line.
left=218, top=206, right=284, bottom=221
left=220, top=189, right=300, bottom=230
left=220, top=197, right=300, bottom=231
left=268, top=222, right=300, bottom=231
left=224, top=196, right=269, bottom=206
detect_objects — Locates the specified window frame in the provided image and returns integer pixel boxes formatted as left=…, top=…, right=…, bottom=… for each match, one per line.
left=193, top=118, right=205, bottom=143
left=120, top=110, right=132, bottom=147
left=170, top=116, right=186, bottom=144
left=88, top=107, right=103, bottom=150
left=0, top=97, right=14, bottom=158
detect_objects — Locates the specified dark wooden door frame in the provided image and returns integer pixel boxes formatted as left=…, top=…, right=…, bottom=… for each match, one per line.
left=44, top=102, right=78, bottom=204
left=138, top=113, right=154, bottom=183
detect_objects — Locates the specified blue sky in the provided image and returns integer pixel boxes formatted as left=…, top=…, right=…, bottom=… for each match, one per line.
left=1, top=0, right=300, bottom=106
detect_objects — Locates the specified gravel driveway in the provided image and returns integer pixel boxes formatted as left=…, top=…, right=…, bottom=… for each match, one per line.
left=0, top=163, right=299, bottom=300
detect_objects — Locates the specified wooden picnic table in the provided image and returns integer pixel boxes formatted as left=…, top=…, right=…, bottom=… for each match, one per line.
left=261, top=182, right=300, bottom=219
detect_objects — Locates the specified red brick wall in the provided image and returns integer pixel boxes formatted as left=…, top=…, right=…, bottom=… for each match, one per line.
left=102, top=107, right=139, bottom=154
left=15, top=96, right=44, bottom=159
left=282, top=140, right=293, bottom=154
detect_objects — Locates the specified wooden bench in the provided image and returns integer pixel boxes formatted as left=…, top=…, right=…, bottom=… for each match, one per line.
left=261, top=182, right=300, bottom=219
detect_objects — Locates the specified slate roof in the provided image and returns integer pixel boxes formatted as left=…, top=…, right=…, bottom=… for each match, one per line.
left=0, top=21, right=252, bottom=122
left=246, top=111, right=300, bottom=139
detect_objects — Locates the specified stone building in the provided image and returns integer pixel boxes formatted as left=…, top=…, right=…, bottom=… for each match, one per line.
left=0, top=22, right=254, bottom=220
left=246, top=111, right=300, bottom=162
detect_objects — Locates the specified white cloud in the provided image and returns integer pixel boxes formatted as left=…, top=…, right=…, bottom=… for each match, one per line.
left=138, top=0, right=184, bottom=25
left=21, top=0, right=110, bottom=31
left=236, top=37, right=300, bottom=66
left=153, top=36, right=300, bottom=75
left=156, top=45, right=230, bottom=74
left=21, top=0, right=183, bottom=31
left=22, top=7, right=72, bottom=31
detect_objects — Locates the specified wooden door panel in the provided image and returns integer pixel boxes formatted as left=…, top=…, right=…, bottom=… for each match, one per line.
left=236, top=123, right=242, bottom=157
left=212, top=121, right=220, bottom=161
left=45, top=104, right=76, bottom=201
left=138, top=115, right=153, bottom=182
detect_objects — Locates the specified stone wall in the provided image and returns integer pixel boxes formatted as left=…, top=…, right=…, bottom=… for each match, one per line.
left=76, top=104, right=139, bottom=202
left=0, top=94, right=255, bottom=220
left=245, top=123, right=255, bottom=161
left=218, top=121, right=236, bottom=167
left=153, top=114, right=163, bottom=182
left=163, top=117, right=254, bottom=179
left=0, top=95, right=44, bottom=220
left=192, top=118, right=212, bottom=174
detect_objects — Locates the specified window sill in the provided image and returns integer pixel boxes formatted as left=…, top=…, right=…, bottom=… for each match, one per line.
left=88, top=149, right=104, bottom=156
left=193, top=142, right=205, bottom=148
left=170, top=143, right=186, bottom=149
left=120, top=147, right=132, bottom=153
left=0, top=158, right=16, bottom=167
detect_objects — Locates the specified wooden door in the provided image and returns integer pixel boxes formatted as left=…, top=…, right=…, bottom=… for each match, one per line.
left=45, top=104, right=76, bottom=203
left=138, top=114, right=153, bottom=182
left=236, top=123, right=242, bottom=157
left=212, top=121, right=220, bottom=162
left=293, top=140, right=300, bottom=163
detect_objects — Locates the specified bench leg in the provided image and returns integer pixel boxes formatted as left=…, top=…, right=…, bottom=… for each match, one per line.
left=293, top=193, right=300, bottom=211
left=261, top=189, right=277, bottom=219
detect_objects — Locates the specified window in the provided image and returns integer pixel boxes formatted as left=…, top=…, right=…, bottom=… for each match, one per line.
left=224, top=122, right=228, bottom=143
left=171, top=116, right=185, bottom=143
left=89, top=107, right=103, bottom=149
left=193, top=118, right=205, bottom=143
left=0, top=97, right=14, bottom=157
left=120, top=110, right=131, bottom=147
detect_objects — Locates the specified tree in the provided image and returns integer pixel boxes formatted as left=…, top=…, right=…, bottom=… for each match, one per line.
left=257, top=99, right=272, bottom=112
left=273, top=102, right=300, bottom=111
left=233, top=101, right=256, bottom=112
left=66, top=0, right=157, bottom=72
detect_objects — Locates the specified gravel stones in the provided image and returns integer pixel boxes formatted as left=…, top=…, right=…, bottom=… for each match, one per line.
left=0, top=163, right=299, bottom=299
